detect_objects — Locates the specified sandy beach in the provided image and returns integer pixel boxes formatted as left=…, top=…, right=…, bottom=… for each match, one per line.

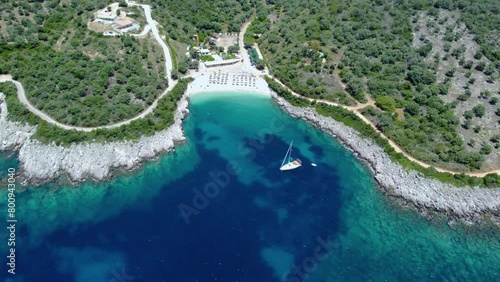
left=186, top=67, right=500, bottom=219
left=187, top=62, right=270, bottom=97
left=0, top=64, right=270, bottom=186
left=2, top=56, right=500, bottom=221
left=2, top=70, right=500, bottom=221
left=187, top=71, right=270, bottom=96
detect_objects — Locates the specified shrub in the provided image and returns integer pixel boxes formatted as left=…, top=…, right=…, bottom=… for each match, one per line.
left=472, top=104, right=485, bottom=118
left=2, top=79, right=193, bottom=145
left=375, top=96, right=396, bottom=112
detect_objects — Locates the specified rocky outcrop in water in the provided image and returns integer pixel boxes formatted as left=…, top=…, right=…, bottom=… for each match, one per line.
left=0, top=92, right=189, bottom=185
left=272, top=93, right=500, bottom=218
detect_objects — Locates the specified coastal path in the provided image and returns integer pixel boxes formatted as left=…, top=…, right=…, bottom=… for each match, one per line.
left=0, top=0, right=176, bottom=132
left=238, top=20, right=500, bottom=177
left=1, top=9, right=498, bottom=177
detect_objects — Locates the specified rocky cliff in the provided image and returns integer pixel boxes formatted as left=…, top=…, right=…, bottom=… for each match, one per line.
left=0, top=92, right=189, bottom=185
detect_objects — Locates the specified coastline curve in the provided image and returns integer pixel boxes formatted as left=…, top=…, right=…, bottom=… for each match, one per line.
left=272, top=91, right=500, bottom=219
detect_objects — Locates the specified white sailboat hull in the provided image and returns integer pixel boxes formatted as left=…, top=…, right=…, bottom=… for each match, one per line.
left=280, top=141, right=302, bottom=171
left=280, top=162, right=302, bottom=171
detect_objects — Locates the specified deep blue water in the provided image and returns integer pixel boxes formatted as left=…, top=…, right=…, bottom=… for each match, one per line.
left=0, top=92, right=499, bottom=282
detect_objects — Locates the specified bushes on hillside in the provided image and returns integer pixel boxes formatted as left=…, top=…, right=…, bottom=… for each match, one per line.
left=269, top=79, right=500, bottom=188
left=2, top=78, right=193, bottom=145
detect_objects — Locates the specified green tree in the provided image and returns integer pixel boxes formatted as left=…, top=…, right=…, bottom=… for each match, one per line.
left=178, top=62, right=188, bottom=74
left=472, top=104, right=485, bottom=118
left=464, top=110, right=473, bottom=120
left=346, top=78, right=365, bottom=102
left=171, top=69, right=179, bottom=80
left=480, top=144, right=492, bottom=155
left=483, top=64, right=495, bottom=75
left=228, top=45, right=239, bottom=53
left=407, top=67, right=435, bottom=85
left=376, top=114, right=393, bottom=131
left=475, top=61, right=486, bottom=71
left=244, top=40, right=253, bottom=49
left=490, top=134, right=500, bottom=144
left=255, top=59, right=266, bottom=70
left=189, top=49, right=199, bottom=59
left=375, top=96, right=396, bottom=112
left=479, top=90, right=491, bottom=99
left=404, top=101, right=420, bottom=116
left=306, top=77, right=315, bottom=86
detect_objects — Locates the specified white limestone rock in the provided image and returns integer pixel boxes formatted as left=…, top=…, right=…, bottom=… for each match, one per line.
left=272, top=91, right=500, bottom=217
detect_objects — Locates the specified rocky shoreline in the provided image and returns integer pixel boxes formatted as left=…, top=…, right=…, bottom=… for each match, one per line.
left=271, top=92, right=500, bottom=220
left=0, top=92, right=189, bottom=186
left=2, top=87, right=500, bottom=220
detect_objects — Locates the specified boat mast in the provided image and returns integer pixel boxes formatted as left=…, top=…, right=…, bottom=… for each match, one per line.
left=281, top=141, right=293, bottom=168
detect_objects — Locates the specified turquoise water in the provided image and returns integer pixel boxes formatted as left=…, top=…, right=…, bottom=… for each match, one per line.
left=0, top=92, right=499, bottom=281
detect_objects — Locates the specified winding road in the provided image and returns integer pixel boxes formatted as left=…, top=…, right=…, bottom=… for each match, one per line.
left=131, top=24, right=151, bottom=37
left=270, top=76, right=500, bottom=177
left=237, top=21, right=500, bottom=177
left=0, top=7, right=498, bottom=177
left=1, top=0, right=175, bottom=132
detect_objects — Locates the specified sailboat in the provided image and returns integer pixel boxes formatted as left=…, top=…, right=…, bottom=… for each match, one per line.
left=280, top=141, right=302, bottom=171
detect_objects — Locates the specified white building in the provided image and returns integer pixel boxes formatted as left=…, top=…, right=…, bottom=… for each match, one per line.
left=199, top=49, right=210, bottom=56
left=96, top=3, right=119, bottom=21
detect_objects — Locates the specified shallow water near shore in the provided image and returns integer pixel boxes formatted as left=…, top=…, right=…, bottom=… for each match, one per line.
left=0, top=92, right=499, bottom=281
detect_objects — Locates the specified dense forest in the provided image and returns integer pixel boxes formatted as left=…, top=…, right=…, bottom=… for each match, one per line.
left=0, top=78, right=192, bottom=144
left=0, top=0, right=166, bottom=127
left=145, top=0, right=261, bottom=41
left=1, top=0, right=498, bottom=172
left=254, top=0, right=499, bottom=171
